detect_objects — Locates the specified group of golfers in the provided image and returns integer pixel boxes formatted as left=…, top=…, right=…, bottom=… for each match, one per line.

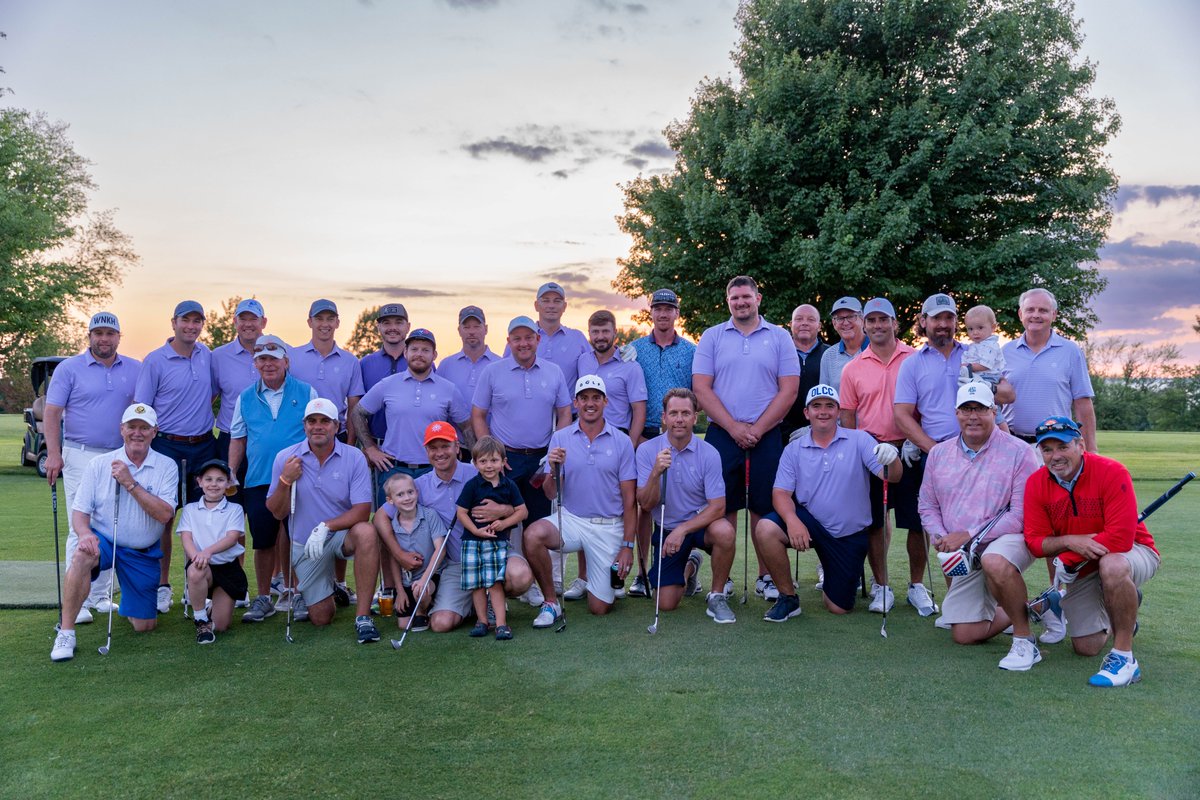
left=44, top=277, right=1159, bottom=688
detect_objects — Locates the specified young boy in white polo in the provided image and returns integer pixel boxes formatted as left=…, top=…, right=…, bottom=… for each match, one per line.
left=178, top=459, right=248, bottom=644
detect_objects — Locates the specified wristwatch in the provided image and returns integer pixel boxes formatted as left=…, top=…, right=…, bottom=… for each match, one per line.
left=620, top=541, right=635, bottom=550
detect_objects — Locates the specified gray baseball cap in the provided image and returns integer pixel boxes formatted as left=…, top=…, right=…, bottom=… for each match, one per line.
left=830, top=297, right=862, bottom=317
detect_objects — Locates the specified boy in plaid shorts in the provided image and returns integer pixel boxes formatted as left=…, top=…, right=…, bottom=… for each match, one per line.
left=456, top=436, right=528, bottom=640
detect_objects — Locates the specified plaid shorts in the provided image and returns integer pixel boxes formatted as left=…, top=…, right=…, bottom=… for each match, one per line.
left=460, top=539, right=509, bottom=590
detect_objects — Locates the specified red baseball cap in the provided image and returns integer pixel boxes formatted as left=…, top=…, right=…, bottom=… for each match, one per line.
left=423, top=421, right=458, bottom=445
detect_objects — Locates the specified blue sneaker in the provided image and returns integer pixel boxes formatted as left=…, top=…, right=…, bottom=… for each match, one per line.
left=1088, top=651, right=1141, bottom=687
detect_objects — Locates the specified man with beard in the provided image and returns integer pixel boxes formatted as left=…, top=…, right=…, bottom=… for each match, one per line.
left=359, top=302, right=411, bottom=460
left=436, top=306, right=500, bottom=456
left=44, top=312, right=141, bottom=623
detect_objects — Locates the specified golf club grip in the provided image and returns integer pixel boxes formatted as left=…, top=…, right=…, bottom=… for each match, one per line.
left=1137, top=472, right=1195, bottom=522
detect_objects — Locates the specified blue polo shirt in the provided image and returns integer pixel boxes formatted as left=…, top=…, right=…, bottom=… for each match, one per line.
left=630, top=332, right=696, bottom=428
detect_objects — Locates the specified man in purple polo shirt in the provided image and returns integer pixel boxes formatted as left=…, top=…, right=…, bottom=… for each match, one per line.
left=692, top=275, right=800, bottom=599
left=637, top=388, right=736, bottom=623
left=753, top=385, right=900, bottom=621
left=352, top=327, right=470, bottom=494
left=136, top=300, right=217, bottom=614
left=524, top=375, right=637, bottom=626
left=266, top=398, right=380, bottom=643
left=210, top=298, right=267, bottom=502
left=437, top=305, right=500, bottom=455
left=412, top=422, right=532, bottom=633
left=289, top=299, right=365, bottom=446
left=894, top=293, right=1015, bottom=616
left=531, top=281, right=590, bottom=391
left=44, top=311, right=141, bottom=623
left=358, top=302, right=410, bottom=446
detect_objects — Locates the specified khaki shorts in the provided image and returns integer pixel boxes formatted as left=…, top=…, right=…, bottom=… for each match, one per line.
left=940, top=534, right=1034, bottom=625
left=1061, top=544, right=1159, bottom=637
left=292, top=530, right=351, bottom=607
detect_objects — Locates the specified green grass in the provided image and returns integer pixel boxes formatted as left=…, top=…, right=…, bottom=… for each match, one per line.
left=1, top=415, right=1198, bottom=799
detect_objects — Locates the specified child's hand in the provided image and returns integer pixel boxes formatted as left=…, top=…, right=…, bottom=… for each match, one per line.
left=395, top=590, right=411, bottom=615
left=477, top=523, right=498, bottom=539
left=192, top=550, right=210, bottom=570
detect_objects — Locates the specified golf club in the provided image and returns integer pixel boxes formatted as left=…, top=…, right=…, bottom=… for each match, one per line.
left=181, top=458, right=190, bottom=621
left=50, top=482, right=63, bottom=630
left=285, top=480, right=296, bottom=644
left=740, top=454, right=750, bottom=606
left=554, top=461, right=566, bottom=633
left=98, top=480, right=120, bottom=656
left=1137, top=471, right=1195, bottom=523
left=880, top=465, right=890, bottom=639
left=390, top=530, right=450, bottom=650
left=647, top=468, right=667, bottom=635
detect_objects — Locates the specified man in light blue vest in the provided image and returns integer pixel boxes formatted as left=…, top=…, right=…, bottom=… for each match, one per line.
left=227, top=335, right=317, bottom=622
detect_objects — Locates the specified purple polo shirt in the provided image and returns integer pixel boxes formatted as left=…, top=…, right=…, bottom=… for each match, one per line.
left=472, top=357, right=571, bottom=450
left=576, top=351, right=648, bottom=430
left=894, top=342, right=964, bottom=443
left=503, top=325, right=590, bottom=389
left=135, top=339, right=215, bottom=436
left=1001, top=332, right=1094, bottom=436
left=436, top=348, right=500, bottom=406
left=45, top=350, right=141, bottom=449
left=775, top=427, right=884, bottom=538
left=210, top=339, right=258, bottom=433
left=358, top=371, right=470, bottom=463
left=549, top=421, right=636, bottom=519
left=359, top=348, right=407, bottom=440
left=267, top=439, right=371, bottom=546
left=692, top=317, right=801, bottom=423
left=414, top=461, right=479, bottom=564
left=635, top=434, right=724, bottom=530
left=287, top=341, right=365, bottom=431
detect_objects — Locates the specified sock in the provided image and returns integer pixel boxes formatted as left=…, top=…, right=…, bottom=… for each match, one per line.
left=194, top=609, right=209, bottom=623
left=1022, top=635, right=1037, bottom=644
left=1111, top=648, right=1133, bottom=659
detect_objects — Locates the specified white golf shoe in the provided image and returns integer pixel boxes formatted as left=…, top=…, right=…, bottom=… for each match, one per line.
left=998, top=638, right=1042, bottom=671
left=51, top=630, right=77, bottom=662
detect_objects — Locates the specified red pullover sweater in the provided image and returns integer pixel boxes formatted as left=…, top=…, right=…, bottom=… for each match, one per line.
left=1024, top=452, right=1158, bottom=577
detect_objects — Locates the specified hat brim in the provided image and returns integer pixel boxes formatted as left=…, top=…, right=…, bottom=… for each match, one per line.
left=1035, top=431, right=1081, bottom=444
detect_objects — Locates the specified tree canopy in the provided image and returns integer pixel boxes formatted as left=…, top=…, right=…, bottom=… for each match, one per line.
left=615, top=0, right=1119, bottom=339
left=346, top=306, right=382, bottom=357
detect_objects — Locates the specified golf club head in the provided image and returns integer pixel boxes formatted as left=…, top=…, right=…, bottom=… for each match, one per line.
left=880, top=625, right=888, bottom=639
left=740, top=591, right=747, bottom=605
left=390, top=639, right=403, bottom=649
left=646, top=622, right=657, bottom=635
left=285, top=631, right=295, bottom=644
left=554, top=618, right=566, bottom=633
left=97, top=644, right=110, bottom=655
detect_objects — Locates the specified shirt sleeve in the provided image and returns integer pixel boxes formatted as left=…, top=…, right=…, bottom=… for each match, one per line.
left=553, top=368, right=572, bottom=410
left=839, top=361, right=860, bottom=411
left=423, top=506, right=448, bottom=542
left=635, top=440, right=655, bottom=488
left=152, top=458, right=180, bottom=510
left=1088, top=461, right=1140, bottom=555
left=348, top=358, right=365, bottom=398
left=454, top=481, right=475, bottom=510
left=176, top=504, right=196, bottom=536
left=73, top=456, right=102, bottom=515
left=358, top=380, right=384, bottom=415
left=1067, top=341, right=1095, bottom=400
left=893, top=356, right=918, bottom=405
left=627, top=364, right=648, bottom=403
left=701, top=444, right=725, bottom=500
left=774, top=446, right=797, bottom=491
left=504, top=477, right=526, bottom=509
left=230, top=394, right=247, bottom=438
left=471, top=365, right=494, bottom=411
left=447, top=383, right=471, bottom=424
left=266, top=449, right=288, bottom=501
left=617, top=435, right=637, bottom=482
left=45, top=359, right=75, bottom=407
left=691, top=328, right=715, bottom=377
left=349, top=450, right=372, bottom=506
left=775, top=327, right=802, bottom=377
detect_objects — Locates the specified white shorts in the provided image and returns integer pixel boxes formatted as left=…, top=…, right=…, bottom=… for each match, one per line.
left=1061, top=543, right=1159, bottom=637
left=292, top=530, right=351, bottom=606
left=940, top=534, right=1034, bottom=625
left=553, top=508, right=625, bottom=605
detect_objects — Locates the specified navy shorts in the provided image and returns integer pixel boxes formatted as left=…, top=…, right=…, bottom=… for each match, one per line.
left=763, top=503, right=868, bottom=612
left=399, top=573, right=442, bottom=612
left=243, top=484, right=286, bottom=550
left=705, top=423, right=783, bottom=517
left=151, top=435, right=217, bottom=505
left=868, top=464, right=923, bottom=532
left=90, top=531, right=162, bottom=619
left=187, top=559, right=249, bottom=601
left=648, top=527, right=710, bottom=588
left=504, top=449, right=550, bottom=524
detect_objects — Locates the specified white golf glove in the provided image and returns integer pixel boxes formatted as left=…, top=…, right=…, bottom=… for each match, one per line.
left=873, top=442, right=899, bottom=467
left=1052, top=556, right=1078, bottom=586
left=619, top=343, right=638, bottom=363
left=901, top=440, right=923, bottom=467
left=304, top=522, right=331, bottom=561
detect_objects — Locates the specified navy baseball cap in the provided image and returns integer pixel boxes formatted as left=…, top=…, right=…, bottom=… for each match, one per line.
left=377, top=303, right=408, bottom=321
left=173, top=300, right=204, bottom=319
left=536, top=282, right=566, bottom=300
left=235, top=298, right=265, bottom=318
left=650, top=289, right=679, bottom=308
left=1034, top=416, right=1082, bottom=444
left=406, top=328, right=436, bottom=347
left=88, top=312, right=121, bottom=332
left=309, top=299, right=338, bottom=317
left=195, top=458, right=232, bottom=478
left=459, top=305, right=485, bottom=324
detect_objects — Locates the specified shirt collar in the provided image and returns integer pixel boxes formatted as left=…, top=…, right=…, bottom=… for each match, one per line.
left=1052, top=457, right=1085, bottom=491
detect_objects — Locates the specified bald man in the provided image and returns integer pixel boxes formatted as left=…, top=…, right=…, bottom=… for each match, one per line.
left=781, top=304, right=829, bottom=443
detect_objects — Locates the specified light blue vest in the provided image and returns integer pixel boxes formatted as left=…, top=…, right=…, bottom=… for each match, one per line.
left=240, top=374, right=311, bottom=488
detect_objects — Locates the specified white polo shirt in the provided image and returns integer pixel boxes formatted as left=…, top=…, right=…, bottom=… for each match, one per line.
left=177, top=497, right=246, bottom=564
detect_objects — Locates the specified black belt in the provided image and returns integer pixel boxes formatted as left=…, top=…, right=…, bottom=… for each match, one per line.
left=1014, top=433, right=1038, bottom=444
left=395, top=461, right=431, bottom=470
left=157, top=432, right=211, bottom=444
left=507, top=446, right=548, bottom=457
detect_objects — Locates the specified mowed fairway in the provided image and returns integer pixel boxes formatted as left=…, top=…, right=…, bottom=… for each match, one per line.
left=1, top=415, right=1197, bottom=799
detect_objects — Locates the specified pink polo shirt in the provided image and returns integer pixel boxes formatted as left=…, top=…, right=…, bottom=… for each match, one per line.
left=838, top=341, right=915, bottom=442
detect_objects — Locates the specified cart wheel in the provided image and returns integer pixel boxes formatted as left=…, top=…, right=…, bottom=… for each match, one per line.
left=36, top=449, right=48, bottom=478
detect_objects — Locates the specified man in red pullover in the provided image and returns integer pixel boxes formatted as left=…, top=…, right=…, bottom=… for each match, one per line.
left=1024, top=416, right=1160, bottom=687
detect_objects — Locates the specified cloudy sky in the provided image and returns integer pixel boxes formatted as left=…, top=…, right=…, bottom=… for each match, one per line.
left=3, top=0, right=1198, bottom=365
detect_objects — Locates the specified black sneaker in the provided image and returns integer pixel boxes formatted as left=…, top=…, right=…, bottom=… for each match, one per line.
left=410, top=615, right=430, bottom=632
left=495, top=625, right=513, bottom=640
left=355, top=615, right=380, bottom=644
left=333, top=582, right=352, bottom=608
left=762, top=594, right=802, bottom=623
left=195, top=618, right=216, bottom=644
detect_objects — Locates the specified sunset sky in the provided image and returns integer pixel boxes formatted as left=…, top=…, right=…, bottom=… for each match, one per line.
left=3, top=0, right=1198, bottom=365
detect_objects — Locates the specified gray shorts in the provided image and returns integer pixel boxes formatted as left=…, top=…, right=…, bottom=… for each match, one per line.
left=940, top=534, right=1034, bottom=625
left=1061, top=544, right=1159, bottom=637
left=431, top=553, right=532, bottom=620
left=292, top=530, right=351, bottom=606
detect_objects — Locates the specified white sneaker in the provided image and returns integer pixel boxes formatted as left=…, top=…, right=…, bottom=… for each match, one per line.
left=754, top=575, right=767, bottom=597
left=1039, top=609, right=1067, bottom=644
left=722, top=579, right=735, bottom=598
left=762, top=577, right=779, bottom=601
left=613, top=584, right=626, bottom=599
left=92, top=598, right=119, bottom=614
left=868, top=584, right=895, bottom=613
left=51, top=630, right=77, bottom=662
left=532, top=602, right=562, bottom=629
left=1088, top=650, right=1141, bottom=687
left=563, top=578, right=588, bottom=601
left=74, top=606, right=94, bottom=625
left=934, top=615, right=951, bottom=630
left=906, top=582, right=937, bottom=617
left=519, top=582, right=544, bottom=608
left=275, top=590, right=293, bottom=612
left=235, top=592, right=250, bottom=609
left=156, top=585, right=172, bottom=614
left=998, top=638, right=1042, bottom=671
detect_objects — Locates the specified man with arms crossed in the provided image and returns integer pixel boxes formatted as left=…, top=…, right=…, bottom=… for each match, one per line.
left=919, top=383, right=1042, bottom=670
left=44, top=312, right=141, bottom=623
left=51, top=404, right=178, bottom=661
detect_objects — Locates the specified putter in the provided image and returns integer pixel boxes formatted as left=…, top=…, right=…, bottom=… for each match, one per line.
left=880, top=465, right=890, bottom=639
left=390, top=532, right=451, bottom=650
left=50, top=482, right=63, bottom=630
left=285, top=480, right=296, bottom=644
left=181, top=458, right=190, bottom=621
left=98, top=481, right=121, bottom=656
left=740, top=454, right=750, bottom=606
left=647, top=468, right=667, bottom=635
left=554, top=462, right=566, bottom=633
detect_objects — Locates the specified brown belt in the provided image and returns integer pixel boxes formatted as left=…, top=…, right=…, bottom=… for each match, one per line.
left=157, top=432, right=212, bottom=444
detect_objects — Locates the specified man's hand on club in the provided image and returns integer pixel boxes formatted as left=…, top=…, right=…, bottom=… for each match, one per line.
left=873, top=442, right=899, bottom=467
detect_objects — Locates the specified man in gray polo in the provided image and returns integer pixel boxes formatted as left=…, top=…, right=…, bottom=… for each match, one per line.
left=818, top=297, right=866, bottom=393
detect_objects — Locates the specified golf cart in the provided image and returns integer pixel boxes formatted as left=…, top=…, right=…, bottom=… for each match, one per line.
left=20, top=356, right=67, bottom=478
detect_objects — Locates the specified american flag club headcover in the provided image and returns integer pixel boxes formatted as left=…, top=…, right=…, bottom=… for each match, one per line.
left=938, top=549, right=971, bottom=578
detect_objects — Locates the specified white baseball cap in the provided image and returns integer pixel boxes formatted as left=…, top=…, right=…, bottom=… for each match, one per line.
left=304, top=398, right=339, bottom=420
left=955, top=382, right=995, bottom=408
left=574, top=374, right=607, bottom=396
left=121, top=403, right=158, bottom=426
left=805, top=384, right=840, bottom=406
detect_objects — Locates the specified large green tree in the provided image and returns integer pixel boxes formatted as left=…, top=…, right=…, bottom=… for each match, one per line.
left=616, top=0, right=1118, bottom=338
left=0, top=108, right=137, bottom=379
